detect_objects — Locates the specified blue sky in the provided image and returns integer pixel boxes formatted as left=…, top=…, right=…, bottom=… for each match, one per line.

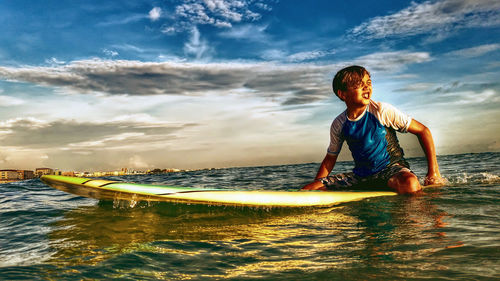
left=0, top=0, right=499, bottom=171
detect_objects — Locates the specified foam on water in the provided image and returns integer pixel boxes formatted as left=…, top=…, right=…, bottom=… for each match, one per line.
left=446, top=172, right=500, bottom=185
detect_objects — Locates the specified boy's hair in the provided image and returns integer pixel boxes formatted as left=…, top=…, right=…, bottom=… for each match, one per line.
left=332, top=65, right=370, bottom=99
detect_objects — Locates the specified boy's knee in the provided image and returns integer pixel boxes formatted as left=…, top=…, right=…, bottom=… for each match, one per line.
left=389, top=172, right=421, bottom=194
left=404, top=174, right=421, bottom=194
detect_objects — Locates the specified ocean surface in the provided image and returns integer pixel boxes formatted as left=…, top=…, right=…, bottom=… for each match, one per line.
left=1, top=152, right=499, bottom=280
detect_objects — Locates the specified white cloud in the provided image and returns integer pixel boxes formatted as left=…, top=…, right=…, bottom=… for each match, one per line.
left=98, top=14, right=146, bottom=26
left=260, top=49, right=287, bottom=61
left=254, top=2, right=272, bottom=11
left=286, top=50, right=337, bottom=62
left=424, top=85, right=500, bottom=106
left=161, top=0, right=271, bottom=34
left=218, top=24, right=269, bottom=41
left=453, top=89, right=500, bottom=105
left=160, top=26, right=177, bottom=35
left=45, top=57, right=66, bottom=66
left=102, top=48, right=119, bottom=57
left=111, top=44, right=146, bottom=54
left=0, top=95, right=25, bottom=106
left=201, top=0, right=244, bottom=22
left=354, top=51, right=432, bottom=72
left=350, top=0, right=500, bottom=41
left=183, top=27, right=214, bottom=60
left=390, top=74, right=419, bottom=80
left=445, top=44, right=500, bottom=58
left=259, top=49, right=337, bottom=63
left=0, top=117, right=196, bottom=150
left=68, top=132, right=147, bottom=149
left=149, top=7, right=162, bottom=21
left=0, top=117, right=46, bottom=128
left=394, top=83, right=435, bottom=92
left=128, top=155, right=151, bottom=169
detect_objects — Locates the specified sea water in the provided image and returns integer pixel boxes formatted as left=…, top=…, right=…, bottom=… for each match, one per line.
left=0, top=152, right=499, bottom=280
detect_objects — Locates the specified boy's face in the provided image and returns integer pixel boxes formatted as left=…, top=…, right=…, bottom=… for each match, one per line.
left=340, top=73, right=372, bottom=107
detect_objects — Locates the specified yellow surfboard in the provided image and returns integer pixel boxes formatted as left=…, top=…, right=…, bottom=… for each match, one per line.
left=41, top=175, right=414, bottom=207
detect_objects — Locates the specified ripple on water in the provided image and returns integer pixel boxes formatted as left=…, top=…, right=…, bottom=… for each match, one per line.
left=0, top=153, right=499, bottom=280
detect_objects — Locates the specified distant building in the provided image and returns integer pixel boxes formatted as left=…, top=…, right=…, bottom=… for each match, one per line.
left=165, top=168, right=181, bottom=173
left=62, top=171, right=75, bottom=177
left=17, top=170, right=35, bottom=180
left=35, top=168, right=54, bottom=177
left=0, top=170, right=19, bottom=180
left=0, top=170, right=35, bottom=182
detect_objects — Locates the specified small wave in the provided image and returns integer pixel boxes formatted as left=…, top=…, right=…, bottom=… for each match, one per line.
left=447, top=172, right=500, bottom=185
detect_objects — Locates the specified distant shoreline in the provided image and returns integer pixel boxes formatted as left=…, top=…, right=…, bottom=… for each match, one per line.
left=0, top=179, right=26, bottom=184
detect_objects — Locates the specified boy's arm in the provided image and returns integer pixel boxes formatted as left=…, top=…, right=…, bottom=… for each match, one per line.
left=407, top=119, right=446, bottom=186
left=301, top=153, right=337, bottom=190
left=315, top=153, right=338, bottom=180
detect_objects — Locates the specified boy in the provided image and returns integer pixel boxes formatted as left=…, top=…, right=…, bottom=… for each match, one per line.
left=302, top=65, right=445, bottom=194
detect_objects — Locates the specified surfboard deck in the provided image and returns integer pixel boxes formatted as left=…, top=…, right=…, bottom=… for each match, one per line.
left=41, top=175, right=425, bottom=207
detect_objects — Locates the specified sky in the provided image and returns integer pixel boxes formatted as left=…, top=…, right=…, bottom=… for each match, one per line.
left=0, top=0, right=499, bottom=171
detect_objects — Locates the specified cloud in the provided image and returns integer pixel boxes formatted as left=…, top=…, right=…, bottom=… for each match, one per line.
left=350, top=0, right=500, bottom=41
left=454, top=89, right=499, bottom=105
left=353, top=51, right=432, bottom=72
left=0, top=51, right=432, bottom=105
left=0, top=59, right=249, bottom=96
left=0, top=95, right=25, bottom=106
left=183, top=27, right=214, bottom=60
left=241, top=67, right=332, bottom=105
left=149, top=7, right=162, bottom=21
left=286, top=49, right=337, bottom=62
left=0, top=153, right=9, bottom=164
left=127, top=155, right=151, bottom=169
left=432, top=81, right=500, bottom=94
left=280, top=89, right=327, bottom=106
left=260, top=49, right=287, bottom=61
left=433, top=89, right=500, bottom=105
left=408, top=81, right=500, bottom=108
left=45, top=57, right=66, bottom=66
left=111, top=44, right=146, bottom=54
left=98, top=14, right=146, bottom=26
left=0, top=117, right=197, bottom=151
left=445, top=43, right=500, bottom=58
left=102, top=48, right=119, bottom=57
left=261, top=49, right=336, bottom=63
left=218, top=24, right=269, bottom=41
left=394, top=83, right=435, bottom=92
left=260, top=48, right=337, bottom=63
left=160, top=0, right=271, bottom=34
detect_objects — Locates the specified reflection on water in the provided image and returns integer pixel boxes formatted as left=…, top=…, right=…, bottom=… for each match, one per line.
left=44, top=194, right=467, bottom=280
left=48, top=202, right=353, bottom=264
left=3, top=153, right=499, bottom=280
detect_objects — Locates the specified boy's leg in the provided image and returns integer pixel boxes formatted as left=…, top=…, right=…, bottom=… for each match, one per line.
left=302, top=172, right=358, bottom=190
left=303, top=165, right=421, bottom=193
left=388, top=171, right=421, bottom=194
left=383, top=164, right=421, bottom=194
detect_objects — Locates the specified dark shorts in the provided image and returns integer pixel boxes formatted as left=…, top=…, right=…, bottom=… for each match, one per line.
left=319, top=162, right=413, bottom=190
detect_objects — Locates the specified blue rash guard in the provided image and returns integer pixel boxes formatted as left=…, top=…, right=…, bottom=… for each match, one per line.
left=328, top=100, right=412, bottom=177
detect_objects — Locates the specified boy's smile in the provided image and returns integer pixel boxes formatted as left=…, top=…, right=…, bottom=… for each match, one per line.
left=341, top=73, right=372, bottom=109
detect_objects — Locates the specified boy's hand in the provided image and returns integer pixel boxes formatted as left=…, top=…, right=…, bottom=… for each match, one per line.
left=424, top=173, right=447, bottom=186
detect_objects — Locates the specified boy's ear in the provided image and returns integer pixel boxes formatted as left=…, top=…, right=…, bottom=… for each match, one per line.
left=337, top=89, right=346, bottom=101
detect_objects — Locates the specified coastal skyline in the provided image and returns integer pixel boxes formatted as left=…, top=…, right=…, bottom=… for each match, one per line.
left=0, top=0, right=499, bottom=171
